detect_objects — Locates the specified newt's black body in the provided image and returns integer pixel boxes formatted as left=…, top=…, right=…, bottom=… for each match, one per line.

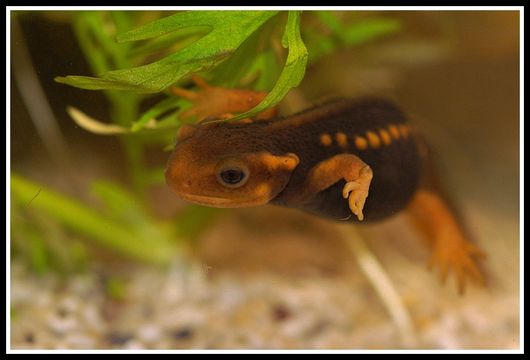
left=268, top=98, right=422, bottom=222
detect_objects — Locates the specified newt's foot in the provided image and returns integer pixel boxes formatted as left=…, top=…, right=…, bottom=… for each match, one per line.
left=171, top=75, right=273, bottom=122
left=342, top=166, right=373, bottom=221
left=429, top=230, right=486, bottom=294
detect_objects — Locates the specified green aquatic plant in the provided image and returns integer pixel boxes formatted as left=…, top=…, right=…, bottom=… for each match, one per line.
left=56, top=10, right=401, bottom=134
left=11, top=174, right=178, bottom=266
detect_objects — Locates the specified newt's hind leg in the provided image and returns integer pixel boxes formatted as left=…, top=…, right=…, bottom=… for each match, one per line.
left=406, top=189, right=486, bottom=293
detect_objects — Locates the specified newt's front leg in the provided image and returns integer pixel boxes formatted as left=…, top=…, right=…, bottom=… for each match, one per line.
left=286, top=154, right=373, bottom=221
left=171, top=76, right=277, bottom=122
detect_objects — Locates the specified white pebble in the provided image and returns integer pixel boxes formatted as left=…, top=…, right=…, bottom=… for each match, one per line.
left=47, top=315, right=78, bottom=335
left=64, top=333, right=96, bottom=349
left=125, top=340, right=146, bottom=350
left=137, top=324, right=162, bottom=343
left=81, top=305, right=105, bottom=331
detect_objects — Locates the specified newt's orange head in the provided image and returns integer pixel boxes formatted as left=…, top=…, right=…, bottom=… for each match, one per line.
left=165, top=122, right=299, bottom=208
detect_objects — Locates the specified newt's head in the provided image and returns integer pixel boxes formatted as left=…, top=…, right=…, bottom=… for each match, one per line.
left=165, top=122, right=299, bottom=208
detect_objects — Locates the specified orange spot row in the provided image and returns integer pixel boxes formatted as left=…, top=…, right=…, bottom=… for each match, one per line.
left=319, top=124, right=411, bottom=150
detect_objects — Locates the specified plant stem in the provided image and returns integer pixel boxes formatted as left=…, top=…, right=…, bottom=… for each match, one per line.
left=109, top=95, right=146, bottom=197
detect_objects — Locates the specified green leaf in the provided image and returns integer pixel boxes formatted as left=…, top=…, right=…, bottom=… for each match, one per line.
left=209, top=26, right=263, bottom=88
left=11, top=173, right=177, bottom=265
left=152, top=108, right=185, bottom=130
left=55, top=76, right=120, bottom=91
left=72, top=12, right=133, bottom=77
left=131, top=96, right=183, bottom=132
left=245, top=49, right=282, bottom=91
left=127, top=26, right=207, bottom=59
left=90, top=180, right=147, bottom=224
left=315, top=11, right=344, bottom=35
left=306, top=13, right=402, bottom=64
left=115, top=11, right=209, bottom=42
left=29, top=235, right=49, bottom=275
left=226, top=11, right=308, bottom=122
left=342, top=18, right=402, bottom=45
left=56, top=11, right=278, bottom=93
left=90, top=180, right=177, bottom=243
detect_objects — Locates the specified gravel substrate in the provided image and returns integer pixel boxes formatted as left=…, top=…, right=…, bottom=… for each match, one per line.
left=10, top=238, right=520, bottom=351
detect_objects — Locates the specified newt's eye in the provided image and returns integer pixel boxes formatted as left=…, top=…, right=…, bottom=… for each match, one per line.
left=217, top=167, right=249, bottom=188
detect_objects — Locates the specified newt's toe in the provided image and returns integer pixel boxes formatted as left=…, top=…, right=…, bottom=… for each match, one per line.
left=343, top=180, right=370, bottom=221
left=430, top=233, right=486, bottom=294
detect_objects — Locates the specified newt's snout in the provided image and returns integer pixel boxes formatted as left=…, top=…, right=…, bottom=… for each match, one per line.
left=165, top=150, right=193, bottom=195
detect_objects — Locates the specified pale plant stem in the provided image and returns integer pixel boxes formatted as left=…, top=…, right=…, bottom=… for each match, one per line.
left=337, top=223, right=418, bottom=348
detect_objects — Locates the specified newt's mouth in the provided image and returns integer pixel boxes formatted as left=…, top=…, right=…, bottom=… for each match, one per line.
left=177, top=192, right=235, bottom=207
left=174, top=191, right=268, bottom=208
